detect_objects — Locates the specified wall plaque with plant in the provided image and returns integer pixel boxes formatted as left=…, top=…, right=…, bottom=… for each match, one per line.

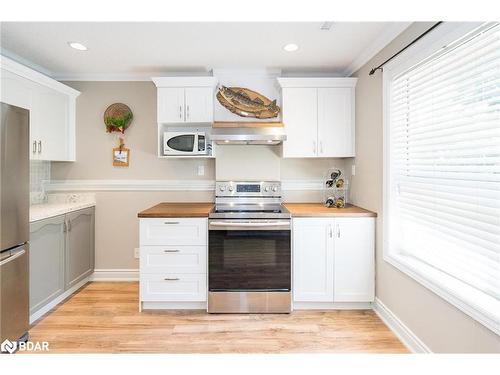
left=104, top=103, right=133, bottom=133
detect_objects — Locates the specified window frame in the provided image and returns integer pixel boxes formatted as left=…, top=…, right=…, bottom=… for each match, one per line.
left=382, top=21, right=500, bottom=335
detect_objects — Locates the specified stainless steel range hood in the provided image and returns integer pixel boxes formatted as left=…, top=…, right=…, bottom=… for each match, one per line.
left=211, top=124, right=286, bottom=145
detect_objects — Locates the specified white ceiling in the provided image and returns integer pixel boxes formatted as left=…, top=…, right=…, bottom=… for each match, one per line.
left=0, top=22, right=410, bottom=80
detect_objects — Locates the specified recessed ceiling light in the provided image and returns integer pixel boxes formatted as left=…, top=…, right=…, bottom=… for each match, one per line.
left=68, top=42, right=88, bottom=51
left=283, top=43, right=299, bottom=52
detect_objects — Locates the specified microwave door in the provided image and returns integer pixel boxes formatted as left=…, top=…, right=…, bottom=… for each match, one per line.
left=165, top=134, right=196, bottom=154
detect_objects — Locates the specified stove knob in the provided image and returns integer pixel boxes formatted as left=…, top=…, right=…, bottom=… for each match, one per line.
left=219, top=185, right=226, bottom=192
left=264, top=186, right=270, bottom=192
left=228, top=186, right=234, bottom=192
left=272, top=186, right=278, bottom=192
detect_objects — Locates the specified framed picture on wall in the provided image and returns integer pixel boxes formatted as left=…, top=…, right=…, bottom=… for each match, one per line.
left=112, top=147, right=130, bottom=167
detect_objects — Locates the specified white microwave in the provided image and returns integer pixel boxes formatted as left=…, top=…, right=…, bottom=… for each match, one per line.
left=163, top=131, right=207, bottom=155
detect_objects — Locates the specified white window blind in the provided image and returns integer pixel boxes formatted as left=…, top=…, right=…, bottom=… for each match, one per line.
left=388, top=23, right=500, bottom=307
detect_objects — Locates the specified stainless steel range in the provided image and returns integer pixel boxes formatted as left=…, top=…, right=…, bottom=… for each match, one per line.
left=208, top=181, right=291, bottom=313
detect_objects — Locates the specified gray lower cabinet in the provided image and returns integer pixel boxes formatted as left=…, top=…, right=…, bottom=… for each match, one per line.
left=29, top=215, right=65, bottom=315
left=29, top=207, right=95, bottom=317
left=66, top=208, right=95, bottom=288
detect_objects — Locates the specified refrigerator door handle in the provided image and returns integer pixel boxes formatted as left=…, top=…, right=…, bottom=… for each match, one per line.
left=0, top=248, right=26, bottom=267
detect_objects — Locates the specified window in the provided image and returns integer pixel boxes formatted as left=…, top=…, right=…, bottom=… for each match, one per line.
left=384, top=23, right=500, bottom=334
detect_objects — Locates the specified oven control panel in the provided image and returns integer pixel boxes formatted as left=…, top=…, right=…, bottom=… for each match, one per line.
left=216, top=181, right=281, bottom=197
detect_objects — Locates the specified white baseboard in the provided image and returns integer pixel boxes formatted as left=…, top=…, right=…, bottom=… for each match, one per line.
left=30, top=277, right=90, bottom=324
left=90, top=269, right=139, bottom=281
left=293, top=301, right=372, bottom=310
left=372, top=297, right=431, bottom=353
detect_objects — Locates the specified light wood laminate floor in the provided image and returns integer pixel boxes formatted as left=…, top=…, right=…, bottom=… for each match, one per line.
left=28, top=282, right=408, bottom=353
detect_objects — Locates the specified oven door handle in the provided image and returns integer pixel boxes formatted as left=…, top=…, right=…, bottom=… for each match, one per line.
left=209, top=221, right=290, bottom=229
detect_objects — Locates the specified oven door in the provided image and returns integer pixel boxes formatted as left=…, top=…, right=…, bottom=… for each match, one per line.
left=208, top=220, right=291, bottom=292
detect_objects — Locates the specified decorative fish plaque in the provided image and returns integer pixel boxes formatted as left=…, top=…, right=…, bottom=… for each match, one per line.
left=216, top=86, right=280, bottom=119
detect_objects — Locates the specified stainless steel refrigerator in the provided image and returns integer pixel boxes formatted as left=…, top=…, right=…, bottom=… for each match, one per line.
left=0, top=102, right=30, bottom=345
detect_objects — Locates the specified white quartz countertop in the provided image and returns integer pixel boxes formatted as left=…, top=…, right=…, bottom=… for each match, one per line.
left=30, top=194, right=95, bottom=222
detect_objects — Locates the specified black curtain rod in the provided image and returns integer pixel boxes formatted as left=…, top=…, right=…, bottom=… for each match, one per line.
left=369, top=22, right=443, bottom=76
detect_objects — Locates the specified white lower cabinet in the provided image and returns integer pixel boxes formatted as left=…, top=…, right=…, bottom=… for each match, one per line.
left=140, top=274, right=207, bottom=302
left=292, top=217, right=374, bottom=306
left=139, top=218, right=207, bottom=309
left=293, top=219, right=334, bottom=302
left=333, top=218, right=375, bottom=302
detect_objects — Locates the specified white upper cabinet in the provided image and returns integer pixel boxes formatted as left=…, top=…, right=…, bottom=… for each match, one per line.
left=317, top=87, right=354, bottom=157
left=158, top=88, right=185, bottom=123
left=281, top=88, right=318, bottom=157
left=152, top=77, right=217, bottom=124
left=0, top=56, right=80, bottom=161
left=277, top=78, right=357, bottom=158
left=292, top=217, right=375, bottom=304
left=184, top=87, right=213, bottom=123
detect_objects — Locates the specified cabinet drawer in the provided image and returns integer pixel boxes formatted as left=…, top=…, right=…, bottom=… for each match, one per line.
left=140, top=273, right=207, bottom=302
left=140, top=218, right=207, bottom=246
left=140, top=246, right=206, bottom=274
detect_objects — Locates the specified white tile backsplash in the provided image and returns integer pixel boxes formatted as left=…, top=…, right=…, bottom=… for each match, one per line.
left=30, top=160, right=51, bottom=204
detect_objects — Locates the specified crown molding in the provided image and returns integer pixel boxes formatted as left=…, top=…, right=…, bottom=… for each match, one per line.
left=277, top=77, right=358, bottom=88
left=342, top=22, right=412, bottom=77
left=1, top=54, right=80, bottom=97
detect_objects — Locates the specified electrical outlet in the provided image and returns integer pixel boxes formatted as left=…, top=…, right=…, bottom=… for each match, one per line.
left=351, top=164, right=356, bottom=176
left=134, top=248, right=140, bottom=259
left=198, top=165, right=205, bottom=176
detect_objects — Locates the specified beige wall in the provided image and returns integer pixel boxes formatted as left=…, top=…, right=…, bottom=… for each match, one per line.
left=347, top=23, right=500, bottom=353
left=51, top=81, right=348, bottom=269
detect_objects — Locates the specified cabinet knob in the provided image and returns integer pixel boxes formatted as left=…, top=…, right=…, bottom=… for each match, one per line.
left=37, top=140, right=42, bottom=154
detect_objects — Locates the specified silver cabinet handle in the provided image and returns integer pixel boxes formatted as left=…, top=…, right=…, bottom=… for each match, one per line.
left=37, top=140, right=42, bottom=154
left=67, top=220, right=72, bottom=232
left=179, top=105, right=182, bottom=120
left=164, top=221, right=180, bottom=225
left=187, top=105, right=190, bottom=120
left=163, top=249, right=180, bottom=253
left=32, top=141, right=37, bottom=154
left=164, top=278, right=180, bottom=281
left=329, top=224, right=333, bottom=238
left=313, top=141, right=316, bottom=154
left=320, top=141, right=324, bottom=154
left=336, top=224, right=341, bottom=238
left=63, top=221, right=67, bottom=233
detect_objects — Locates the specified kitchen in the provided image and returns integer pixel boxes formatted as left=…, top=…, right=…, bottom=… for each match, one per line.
left=0, top=7, right=499, bottom=371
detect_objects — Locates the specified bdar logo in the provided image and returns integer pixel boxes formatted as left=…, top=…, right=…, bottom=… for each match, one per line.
left=1, top=339, right=17, bottom=354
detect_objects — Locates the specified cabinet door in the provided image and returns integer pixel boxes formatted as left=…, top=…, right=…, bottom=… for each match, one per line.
left=184, top=87, right=213, bottom=123
left=157, top=87, right=185, bottom=123
left=0, top=70, right=38, bottom=159
left=65, top=207, right=95, bottom=289
left=282, top=88, right=318, bottom=157
left=318, top=87, right=354, bottom=157
left=31, top=82, right=70, bottom=161
left=333, top=218, right=375, bottom=302
left=293, top=218, right=334, bottom=302
left=29, top=215, right=65, bottom=314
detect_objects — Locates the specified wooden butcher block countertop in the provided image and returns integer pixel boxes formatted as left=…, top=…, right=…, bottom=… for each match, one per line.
left=284, top=203, right=377, bottom=217
left=138, top=203, right=214, bottom=218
